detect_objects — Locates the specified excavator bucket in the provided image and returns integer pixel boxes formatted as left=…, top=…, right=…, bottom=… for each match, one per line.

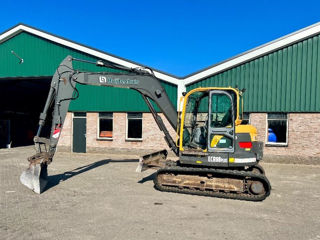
left=136, top=149, right=168, bottom=172
left=20, top=163, right=47, bottom=194
left=20, top=153, right=50, bottom=194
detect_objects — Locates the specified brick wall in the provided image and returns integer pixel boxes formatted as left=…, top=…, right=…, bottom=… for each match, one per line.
left=58, top=112, right=177, bottom=155
left=59, top=112, right=320, bottom=163
left=57, top=112, right=72, bottom=151
left=250, top=113, right=320, bottom=163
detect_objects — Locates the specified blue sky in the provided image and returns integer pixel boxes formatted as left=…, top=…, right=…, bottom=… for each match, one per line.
left=1, top=0, right=320, bottom=77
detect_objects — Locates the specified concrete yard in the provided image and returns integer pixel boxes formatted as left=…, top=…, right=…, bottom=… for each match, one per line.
left=0, top=147, right=320, bottom=240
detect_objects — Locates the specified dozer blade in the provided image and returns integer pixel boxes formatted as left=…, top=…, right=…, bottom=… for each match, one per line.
left=136, top=149, right=168, bottom=172
left=20, top=152, right=51, bottom=194
left=20, top=163, right=48, bottom=194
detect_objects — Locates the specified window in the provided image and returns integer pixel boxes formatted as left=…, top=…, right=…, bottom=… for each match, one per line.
left=241, top=112, right=250, bottom=125
left=209, top=92, right=233, bottom=151
left=182, top=91, right=209, bottom=149
left=266, top=113, right=288, bottom=146
left=126, top=113, right=142, bottom=140
left=98, top=113, right=113, bottom=139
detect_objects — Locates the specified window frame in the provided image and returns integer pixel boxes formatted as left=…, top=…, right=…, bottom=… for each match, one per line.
left=97, top=112, right=113, bottom=140
left=265, top=113, right=288, bottom=147
left=241, top=112, right=251, bottom=125
left=126, top=113, right=143, bottom=141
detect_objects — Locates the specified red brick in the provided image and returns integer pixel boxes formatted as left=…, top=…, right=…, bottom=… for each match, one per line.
left=58, top=112, right=177, bottom=153
left=59, top=112, right=320, bottom=162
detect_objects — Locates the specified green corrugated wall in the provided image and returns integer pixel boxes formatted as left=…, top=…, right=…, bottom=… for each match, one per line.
left=70, top=81, right=177, bottom=112
left=0, top=32, right=177, bottom=111
left=186, top=34, right=320, bottom=112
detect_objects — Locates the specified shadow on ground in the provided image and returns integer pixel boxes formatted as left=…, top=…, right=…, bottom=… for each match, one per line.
left=45, top=159, right=139, bottom=191
left=138, top=172, right=156, bottom=184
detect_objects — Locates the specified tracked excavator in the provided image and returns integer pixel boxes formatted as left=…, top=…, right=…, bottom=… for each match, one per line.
left=20, top=56, right=271, bottom=201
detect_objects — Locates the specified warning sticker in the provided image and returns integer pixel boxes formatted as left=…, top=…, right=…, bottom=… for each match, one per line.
left=53, top=128, right=61, bottom=138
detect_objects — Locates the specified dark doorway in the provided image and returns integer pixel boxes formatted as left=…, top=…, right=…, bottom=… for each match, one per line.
left=0, top=77, right=51, bottom=148
left=0, top=120, right=10, bottom=148
left=73, top=112, right=86, bottom=153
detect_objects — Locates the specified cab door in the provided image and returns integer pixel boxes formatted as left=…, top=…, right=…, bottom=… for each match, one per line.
left=207, top=90, right=235, bottom=153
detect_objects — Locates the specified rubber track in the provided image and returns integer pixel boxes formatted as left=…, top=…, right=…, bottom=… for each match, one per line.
left=153, top=163, right=271, bottom=201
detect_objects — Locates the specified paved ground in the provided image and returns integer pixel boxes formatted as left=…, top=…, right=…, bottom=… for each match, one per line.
left=0, top=146, right=320, bottom=240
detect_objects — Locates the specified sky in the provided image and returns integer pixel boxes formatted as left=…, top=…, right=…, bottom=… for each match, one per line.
left=1, top=0, right=320, bottom=77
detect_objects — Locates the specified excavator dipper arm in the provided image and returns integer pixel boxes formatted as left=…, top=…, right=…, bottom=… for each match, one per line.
left=20, top=56, right=179, bottom=193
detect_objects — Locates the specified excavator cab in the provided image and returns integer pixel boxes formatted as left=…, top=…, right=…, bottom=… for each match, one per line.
left=178, top=87, right=264, bottom=169
left=180, top=88, right=239, bottom=153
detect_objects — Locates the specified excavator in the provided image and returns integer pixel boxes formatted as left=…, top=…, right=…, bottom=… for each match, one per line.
left=20, top=56, right=271, bottom=201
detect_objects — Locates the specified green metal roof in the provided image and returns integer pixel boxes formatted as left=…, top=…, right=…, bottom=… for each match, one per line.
left=0, top=32, right=177, bottom=112
left=1, top=23, right=320, bottom=113
left=187, top=34, right=320, bottom=112
left=0, top=32, right=102, bottom=77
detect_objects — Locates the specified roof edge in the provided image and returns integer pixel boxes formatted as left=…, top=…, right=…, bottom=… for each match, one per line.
left=184, top=21, right=320, bottom=85
left=2, top=22, right=320, bottom=86
left=0, top=23, right=182, bottom=85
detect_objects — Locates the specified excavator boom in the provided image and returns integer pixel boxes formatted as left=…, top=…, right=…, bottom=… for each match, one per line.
left=20, top=56, right=180, bottom=193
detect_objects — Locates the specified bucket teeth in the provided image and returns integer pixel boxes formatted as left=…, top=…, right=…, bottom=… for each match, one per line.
left=135, top=158, right=144, bottom=172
